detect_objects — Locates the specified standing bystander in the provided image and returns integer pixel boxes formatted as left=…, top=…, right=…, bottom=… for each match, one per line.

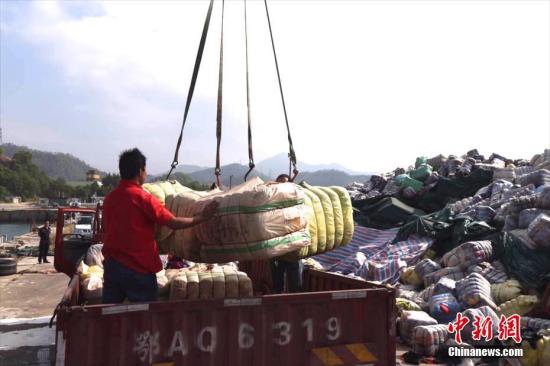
left=37, top=220, right=51, bottom=264
left=269, top=174, right=304, bottom=293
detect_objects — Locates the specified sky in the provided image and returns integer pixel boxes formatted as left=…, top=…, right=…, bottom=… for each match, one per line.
left=1, top=0, right=549, bottom=176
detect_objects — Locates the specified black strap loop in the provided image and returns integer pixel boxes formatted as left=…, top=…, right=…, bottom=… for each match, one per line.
left=215, top=0, right=225, bottom=187
left=166, top=0, right=215, bottom=180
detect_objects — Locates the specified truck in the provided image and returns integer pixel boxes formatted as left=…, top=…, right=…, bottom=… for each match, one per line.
left=52, top=206, right=397, bottom=366
left=73, top=214, right=94, bottom=239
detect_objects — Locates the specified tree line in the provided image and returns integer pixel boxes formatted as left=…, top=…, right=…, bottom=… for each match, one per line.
left=1, top=143, right=106, bottom=182
left=0, top=149, right=117, bottom=201
left=0, top=149, right=207, bottom=202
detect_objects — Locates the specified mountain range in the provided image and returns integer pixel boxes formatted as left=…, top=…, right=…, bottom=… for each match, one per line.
left=254, top=153, right=369, bottom=176
left=183, top=164, right=370, bottom=187
left=1, top=143, right=371, bottom=186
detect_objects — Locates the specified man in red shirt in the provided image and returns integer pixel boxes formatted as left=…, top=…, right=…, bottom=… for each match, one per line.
left=102, top=148, right=217, bottom=303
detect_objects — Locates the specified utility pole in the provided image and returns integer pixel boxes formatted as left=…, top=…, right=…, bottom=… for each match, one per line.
left=229, top=175, right=233, bottom=189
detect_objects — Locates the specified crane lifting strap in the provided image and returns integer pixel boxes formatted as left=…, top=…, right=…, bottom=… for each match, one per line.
left=243, top=0, right=255, bottom=181
left=167, top=0, right=299, bottom=184
left=214, top=0, right=225, bottom=187
left=166, top=0, right=215, bottom=180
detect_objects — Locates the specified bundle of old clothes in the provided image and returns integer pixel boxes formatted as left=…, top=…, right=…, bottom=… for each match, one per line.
left=143, top=177, right=354, bottom=263
left=324, top=149, right=550, bottom=365
left=345, top=149, right=550, bottom=291
left=78, top=247, right=253, bottom=303
left=348, top=149, right=550, bottom=213
left=389, top=235, right=549, bottom=365
left=144, top=178, right=311, bottom=262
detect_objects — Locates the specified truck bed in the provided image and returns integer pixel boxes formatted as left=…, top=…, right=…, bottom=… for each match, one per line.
left=54, top=268, right=396, bottom=366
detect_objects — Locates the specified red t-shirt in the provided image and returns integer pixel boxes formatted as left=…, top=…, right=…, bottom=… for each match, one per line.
left=102, top=180, right=174, bottom=273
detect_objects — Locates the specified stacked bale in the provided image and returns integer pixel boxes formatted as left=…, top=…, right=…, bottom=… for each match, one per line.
left=169, top=265, right=252, bottom=300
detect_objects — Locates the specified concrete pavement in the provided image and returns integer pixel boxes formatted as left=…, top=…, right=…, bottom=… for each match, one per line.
left=0, top=256, right=68, bottom=365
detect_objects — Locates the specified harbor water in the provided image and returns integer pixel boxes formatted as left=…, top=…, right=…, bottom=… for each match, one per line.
left=0, top=222, right=32, bottom=241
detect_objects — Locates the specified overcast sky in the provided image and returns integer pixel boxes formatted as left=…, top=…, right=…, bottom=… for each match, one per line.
left=1, top=0, right=549, bottom=176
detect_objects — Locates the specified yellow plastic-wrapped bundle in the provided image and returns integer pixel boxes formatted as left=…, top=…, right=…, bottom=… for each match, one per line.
left=142, top=180, right=192, bottom=205
left=396, top=298, right=422, bottom=314
left=491, top=279, right=523, bottom=305
left=319, top=187, right=344, bottom=246
left=540, top=331, right=550, bottom=366
left=520, top=331, right=550, bottom=366
left=170, top=180, right=192, bottom=195
left=79, top=263, right=104, bottom=280
left=497, top=295, right=539, bottom=317
left=302, top=189, right=326, bottom=253
left=157, top=181, right=176, bottom=197
left=287, top=182, right=354, bottom=257
left=400, top=266, right=423, bottom=287
left=279, top=183, right=354, bottom=260
left=301, top=193, right=318, bottom=256
left=302, top=183, right=335, bottom=250
left=142, top=183, right=166, bottom=204
left=330, top=186, right=354, bottom=245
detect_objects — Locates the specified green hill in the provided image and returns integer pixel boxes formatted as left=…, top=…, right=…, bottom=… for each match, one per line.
left=1, top=143, right=104, bottom=181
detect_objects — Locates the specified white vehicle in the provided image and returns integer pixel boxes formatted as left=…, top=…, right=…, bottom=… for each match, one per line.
left=73, top=215, right=93, bottom=239
left=68, top=198, right=82, bottom=208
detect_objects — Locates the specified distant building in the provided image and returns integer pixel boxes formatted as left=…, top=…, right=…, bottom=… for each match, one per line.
left=38, top=197, right=49, bottom=207
left=7, top=196, right=21, bottom=204
left=86, top=169, right=101, bottom=182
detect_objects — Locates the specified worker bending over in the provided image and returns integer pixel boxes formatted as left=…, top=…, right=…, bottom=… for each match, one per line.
left=102, top=148, right=218, bottom=303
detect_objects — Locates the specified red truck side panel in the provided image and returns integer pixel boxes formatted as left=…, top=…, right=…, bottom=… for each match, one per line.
left=55, top=270, right=396, bottom=366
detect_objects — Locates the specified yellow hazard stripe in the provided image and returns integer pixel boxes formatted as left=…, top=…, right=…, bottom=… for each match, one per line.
left=312, top=347, right=344, bottom=366
left=345, top=343, right=378, bottom=363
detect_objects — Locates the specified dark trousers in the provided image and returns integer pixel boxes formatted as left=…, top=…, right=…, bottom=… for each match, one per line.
left=269, top=259, right=304, bottom=293
left=38, top=241, right=49, bottom=263
left=102, top=258, right=158, bottom=304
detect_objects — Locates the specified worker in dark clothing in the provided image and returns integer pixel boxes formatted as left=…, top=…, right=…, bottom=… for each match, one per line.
left=102, top=148, right=218, bottom=304
left=269, top=174, right=304, bottom=293
left=37, top=220, right=51, bottom=264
